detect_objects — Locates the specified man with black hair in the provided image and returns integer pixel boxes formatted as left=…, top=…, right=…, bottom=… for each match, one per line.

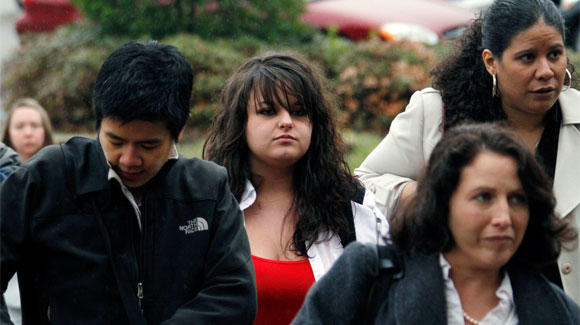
left=0, top=41, right=257, bottom=324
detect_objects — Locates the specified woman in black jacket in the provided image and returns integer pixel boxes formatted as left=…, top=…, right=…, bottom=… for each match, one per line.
left=293, top=123, right=579, bottom=324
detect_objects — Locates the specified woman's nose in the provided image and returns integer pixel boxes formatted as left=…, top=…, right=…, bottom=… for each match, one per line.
left=278, top=110, right=294, bottom=129
left=491, top=199, right=512, bottom=228
left=536, top=58, right=555, bottom=80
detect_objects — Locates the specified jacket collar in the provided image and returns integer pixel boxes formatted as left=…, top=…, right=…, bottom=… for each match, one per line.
left=392, top=253, right=448, bottom=324
left=62, top=137, right=111, bottom=196
left=508, top=265, right=576, bottom=324
left=392, top=254, right=575, bottom=324
left=64, top=137, right=179, bottom=196
left=553, top=88, right=580, bottom=217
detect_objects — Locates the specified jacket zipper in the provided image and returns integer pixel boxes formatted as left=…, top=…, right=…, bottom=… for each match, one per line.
left=137, top=198, right=147, bottom=313
left=137, top=282, right=144, bottom=310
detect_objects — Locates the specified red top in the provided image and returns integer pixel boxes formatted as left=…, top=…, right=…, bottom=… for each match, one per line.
left=251, top=255, right=316, bottom=325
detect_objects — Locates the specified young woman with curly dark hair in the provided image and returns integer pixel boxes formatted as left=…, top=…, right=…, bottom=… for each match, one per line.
left=294, top=123, right=579, bottom=325
left=203, top=51, right=388, bottom=324
left=355, top=0, right=580, bottom=301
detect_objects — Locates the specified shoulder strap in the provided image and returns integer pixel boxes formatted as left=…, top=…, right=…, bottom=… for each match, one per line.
left=345, top=182, right=366, bottom=245
left=363, top=245, right=404, bottom=324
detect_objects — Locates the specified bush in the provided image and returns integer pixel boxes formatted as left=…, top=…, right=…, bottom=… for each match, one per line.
left=1, top=24, right=442, bottom=135
left=322, top=38, right=435, bottom=133
left=69, top=0, right=313, bottom=42
left=2, top=23, right=128, bottom=131
left=1, top=24, right=270, bottom=132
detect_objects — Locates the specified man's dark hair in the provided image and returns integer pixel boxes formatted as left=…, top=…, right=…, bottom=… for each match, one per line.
left=392, top=123, right=577, bottom=269
left=93, top=40, right=193, bottom=140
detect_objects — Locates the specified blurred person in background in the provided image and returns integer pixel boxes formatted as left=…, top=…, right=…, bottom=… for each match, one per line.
left=355, top=0, right=580, bottom=302
left=204, top=51, right=388, bottom=325
left=2, top=98, right=54, bottom=163
left=294, top=123, right=579, bottom=325
left=1, top=98, right=53, bottom=325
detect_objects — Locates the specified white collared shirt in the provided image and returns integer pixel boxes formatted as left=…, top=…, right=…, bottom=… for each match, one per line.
left=439, top=254, right=518, bottom=325
left=239, top=180, right=389, bottom=280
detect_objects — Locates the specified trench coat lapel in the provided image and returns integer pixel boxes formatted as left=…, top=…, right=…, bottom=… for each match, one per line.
left=553, top=91, right=580, bottom=218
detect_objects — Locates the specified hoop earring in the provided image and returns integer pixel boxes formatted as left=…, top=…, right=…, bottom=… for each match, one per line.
left=562, top=68, right=572, bottom=92
left=492, top=74, right=498, bottom=97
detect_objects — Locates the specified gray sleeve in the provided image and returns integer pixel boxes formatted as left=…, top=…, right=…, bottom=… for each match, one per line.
left=552, top=283, right=580, bottom=324
left=292, top=242, right=379, bottom=325
left=0, top=142, right=20, bottom=175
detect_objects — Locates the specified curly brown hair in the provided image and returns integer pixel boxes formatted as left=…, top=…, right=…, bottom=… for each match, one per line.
left=431, top=0, right=573, bottom=130
left=393, top=123, right=576, bottom=268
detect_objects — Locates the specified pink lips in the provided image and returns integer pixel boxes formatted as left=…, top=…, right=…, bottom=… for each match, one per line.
left=484, top=236, right=513, bottom=244
left=530, top=87, right=557, bottom=100
left=533, top=87, right=555, bottom=93
left=274, top=134, right=296, bottom=141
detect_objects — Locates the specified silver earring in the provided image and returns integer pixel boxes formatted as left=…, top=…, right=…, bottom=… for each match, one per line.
left=492, top=74, right=498, bottom=97
left=562, top=68, right=572, bottom=92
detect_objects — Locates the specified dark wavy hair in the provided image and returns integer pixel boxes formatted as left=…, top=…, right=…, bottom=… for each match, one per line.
left=93, top=40, right=193, bottom=140
left=392, top=123, right=576, bottom=268
left=203, top=51, right=359, bottom=256
left=431, top=0, right=573, bottom=130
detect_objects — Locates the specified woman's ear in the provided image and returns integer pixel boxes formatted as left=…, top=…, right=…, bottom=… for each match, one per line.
left=482, top=49, right=497, bottom=76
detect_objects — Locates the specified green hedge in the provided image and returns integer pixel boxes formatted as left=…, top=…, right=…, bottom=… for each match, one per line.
left=69, top=0, right=312, bottom=42
left=4, top=23, right=579, bottom=135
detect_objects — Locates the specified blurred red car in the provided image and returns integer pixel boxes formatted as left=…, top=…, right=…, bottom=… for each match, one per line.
left=16, top=0, right=475, bottom=46
left=302, top=0, right=476, bottom=44
left=15, top=0, right=82, bottom=34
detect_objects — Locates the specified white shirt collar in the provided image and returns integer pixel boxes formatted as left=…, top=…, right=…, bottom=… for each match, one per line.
left=99, top=138, right=179, bottom=230
left=439, top=253, right=518, bottom=325
left=239, top=179, right=256, bottom=211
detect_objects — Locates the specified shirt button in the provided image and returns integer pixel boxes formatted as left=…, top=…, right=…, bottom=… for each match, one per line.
left=561, top=263, right=573, bottom=275
left=370, top=185, right=376, bottom=193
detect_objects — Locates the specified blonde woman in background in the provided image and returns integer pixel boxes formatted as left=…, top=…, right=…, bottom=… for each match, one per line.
left=1, top=98, right=53, bottom=324
left=2, top=98, right=54, bottom=163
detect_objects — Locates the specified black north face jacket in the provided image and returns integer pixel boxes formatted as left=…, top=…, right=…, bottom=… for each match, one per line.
left=0, top=137, right=256, bottom=325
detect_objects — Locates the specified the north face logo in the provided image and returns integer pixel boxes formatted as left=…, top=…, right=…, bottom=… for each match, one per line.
left=179, top=218, right=208, bottom=235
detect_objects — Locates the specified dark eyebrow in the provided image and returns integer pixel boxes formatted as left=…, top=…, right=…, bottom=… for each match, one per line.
left=514, top=43, right=564, bottom=57
left=139, top=139, right=163, bottom=145
left=257, top=100, right=272, bottom=107
left=104, top=131, right=162, bottom=145
left=513, top=48, right=536, bottom=57
left=105, top=131, right=125, bottom=141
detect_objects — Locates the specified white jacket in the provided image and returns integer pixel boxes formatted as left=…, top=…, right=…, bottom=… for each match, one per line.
left=355, top=87, right=580, bottom=303
left=239, top=180, right=389, bottom=280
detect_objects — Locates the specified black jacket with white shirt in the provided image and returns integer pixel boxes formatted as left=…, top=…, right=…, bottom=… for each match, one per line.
left=0, top=137, right=256, bottom=325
